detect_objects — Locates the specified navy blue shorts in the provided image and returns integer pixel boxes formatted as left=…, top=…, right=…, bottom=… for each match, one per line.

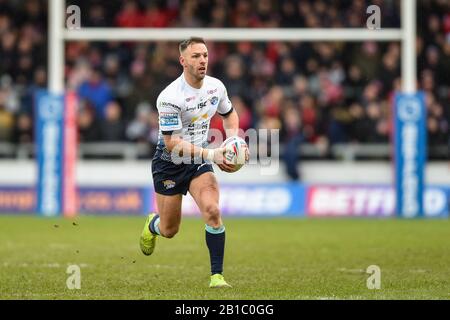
left=152, top=157, right=214, bottom=195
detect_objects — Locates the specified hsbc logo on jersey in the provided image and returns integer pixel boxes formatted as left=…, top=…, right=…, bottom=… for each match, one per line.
left=160, top=112, right=179, bottom=127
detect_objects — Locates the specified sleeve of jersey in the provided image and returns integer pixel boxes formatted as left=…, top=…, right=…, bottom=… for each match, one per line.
left=157, top=96, right=182, bottom=133
left=217, top=85, right=233, bottom=117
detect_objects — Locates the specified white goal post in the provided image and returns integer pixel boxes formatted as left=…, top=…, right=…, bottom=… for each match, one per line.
left=49, top=0, right=417, bottom=95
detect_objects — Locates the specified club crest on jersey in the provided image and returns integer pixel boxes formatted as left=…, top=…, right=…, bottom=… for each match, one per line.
left=209, top=96, right=219, bottom=105
left=162, top=180, right=176, bottom=190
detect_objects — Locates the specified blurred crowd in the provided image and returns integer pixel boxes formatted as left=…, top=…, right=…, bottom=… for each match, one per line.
left=0, top=0, right=449, bottom=169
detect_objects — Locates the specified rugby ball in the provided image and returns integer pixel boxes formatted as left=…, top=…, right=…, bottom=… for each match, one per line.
left=220, top=136, right=248, bottom=172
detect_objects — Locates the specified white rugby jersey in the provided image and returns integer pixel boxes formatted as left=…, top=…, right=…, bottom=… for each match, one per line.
left=155, top=73, right=233, bottom=162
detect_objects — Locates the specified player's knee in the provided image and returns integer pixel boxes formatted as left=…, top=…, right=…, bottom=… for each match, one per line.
left=163, top=228, right=178, bottom=238
left=204, top=204, right=221, bottom=227
left=160, top=225, right=179, bottom=238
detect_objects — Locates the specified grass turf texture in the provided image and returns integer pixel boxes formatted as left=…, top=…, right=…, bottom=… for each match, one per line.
left=0, top=216, right=449, bottom=300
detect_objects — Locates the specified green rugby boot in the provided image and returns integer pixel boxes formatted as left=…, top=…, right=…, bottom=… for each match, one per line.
left=140, top=213, right=158, bottom=256
left=209, top=274, right=232, bottom=288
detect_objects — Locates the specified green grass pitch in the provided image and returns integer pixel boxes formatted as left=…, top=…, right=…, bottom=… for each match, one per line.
left=0, top=216, right=449, bottom=300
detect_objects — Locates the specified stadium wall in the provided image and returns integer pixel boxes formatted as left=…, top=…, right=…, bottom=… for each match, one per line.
left=0, top=160, right=448, bottom=217
left=1, top=160, right=449, bottom=185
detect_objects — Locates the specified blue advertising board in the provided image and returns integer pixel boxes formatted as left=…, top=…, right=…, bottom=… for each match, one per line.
left=35, top=90, right=65, bottom=216
left=217, top=183, right=306, bottom=216
left=0, top=184, right=447, bottom=217
left=171, top=183, right=306, bottom=216
left=78, top=187, right=152, bottom=215
left=394, top=92, right=427, bottom=218
left=0, top=187, right=35, bottom=214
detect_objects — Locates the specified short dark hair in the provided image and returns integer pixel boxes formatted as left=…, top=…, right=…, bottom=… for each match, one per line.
left=179, top=37, right=206, bottom=53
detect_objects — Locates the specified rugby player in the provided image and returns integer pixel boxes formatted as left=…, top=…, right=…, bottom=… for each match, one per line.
left=139, top=37, right=248, bottom=288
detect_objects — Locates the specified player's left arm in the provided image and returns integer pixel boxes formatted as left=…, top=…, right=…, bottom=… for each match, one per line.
left=221, top=108, right=239, bottom=138
left=219, top=107, right=250, bottom=167
left=217, top=83, right=239, bottom=138
left=220, top=109, right=249, bottom=165
left=216, top=83, right=249, bottom=166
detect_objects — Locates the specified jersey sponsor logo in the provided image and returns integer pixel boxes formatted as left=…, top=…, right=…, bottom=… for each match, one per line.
left=162, top=180, right=176, bottom=190
left=160, top=101, right=180, bottom=111
left=185, top=96, right=195, bottom=102
left=186, top=101, right=208, bottom=112
left=160, top=112, right=179, bottom=126
left=197, top=101, right=207, bottom=109
left=209, top=96, right=219, bottom=105
left=190, top=113, right=209, bottom=124
left=207, top=88, right=217, bottom=95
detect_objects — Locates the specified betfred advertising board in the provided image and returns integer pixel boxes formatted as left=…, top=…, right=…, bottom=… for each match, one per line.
left=307, top=185, right=448, bottom=218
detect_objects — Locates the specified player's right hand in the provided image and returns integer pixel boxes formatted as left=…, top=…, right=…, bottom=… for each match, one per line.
left=205, top=147, right=236, bottom=172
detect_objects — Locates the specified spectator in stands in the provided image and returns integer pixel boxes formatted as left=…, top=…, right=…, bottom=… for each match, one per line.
left=141, top=2, right=173, bottom=28
left=115, top=0, right=143, bottom=28
left=12, top=113, right=33, bottom=145
left=0, top=30, right=16, bottom=77
left=276, top=56, right=297, bottom=86
left=281, top=101, right=303, bottom=180
left=99, top=101, right=126, bottom=142
left=427, top=102, right=449, bottom=146
left=176, top=0, right=202, bottom=27
left=126, top=102, right=152, bottom=143
left=221, top=55, right=250, bottom=103
left=352, top=41, right=381, bottom=81
left=252, top=0, right=279, bottom=28
left=0, top=98, right=14, bottom=142
left=280, top=1, right=301, bottom=28
left=298, top=94, right=318, bottom=143
left=78, top=67, right=113, bottom=119
left=0, top=0, right=448, bottom=160
left=20, top=66, right=46, bottom=115
left=208, top=3, right=229, bottom=28
left=85, top=3, right=108, bottom=27
left=78, top=104, right=100, bottom=142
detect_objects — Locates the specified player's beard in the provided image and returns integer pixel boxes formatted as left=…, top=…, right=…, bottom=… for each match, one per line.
left=189, top=64, right=206, bottom=81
